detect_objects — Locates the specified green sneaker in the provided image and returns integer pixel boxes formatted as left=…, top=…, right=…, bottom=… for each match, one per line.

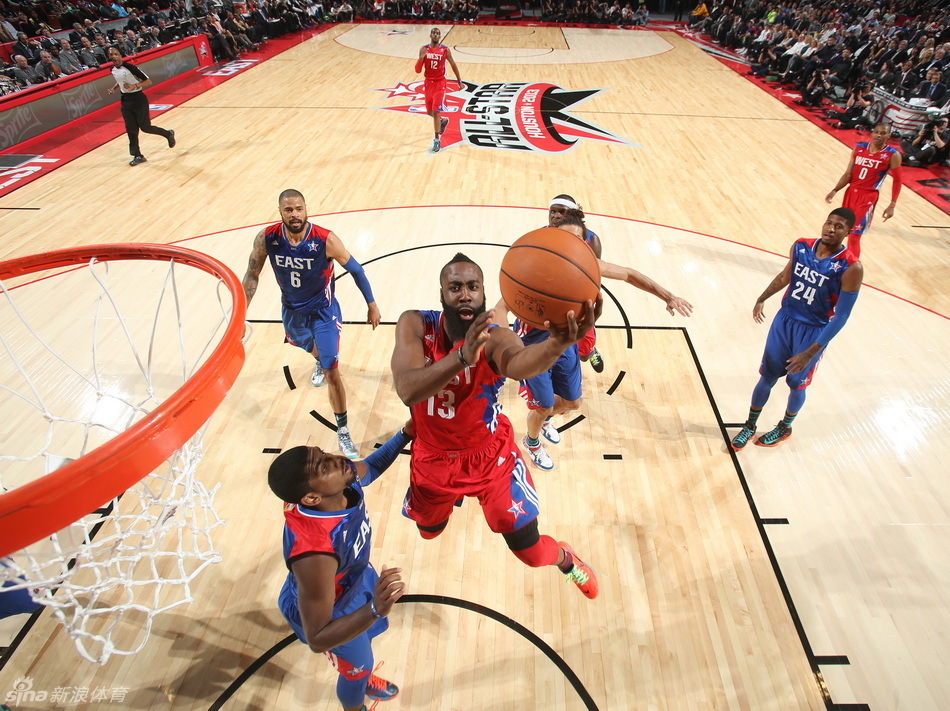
left=730, top=423, right=756, bottom=452
left=755, top=422, right=792, bottom=448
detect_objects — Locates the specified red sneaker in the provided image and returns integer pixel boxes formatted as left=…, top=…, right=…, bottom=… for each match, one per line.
left=558, top=541, right=599, bottom=599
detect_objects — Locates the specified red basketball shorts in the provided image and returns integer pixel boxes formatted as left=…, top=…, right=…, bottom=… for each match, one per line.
left=403, top=417, right=541, bottom=534
left=424, top=78, right=447, bottom=113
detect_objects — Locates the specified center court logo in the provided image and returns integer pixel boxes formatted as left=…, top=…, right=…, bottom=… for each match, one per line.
left=375, top=80, right=639, bottom=153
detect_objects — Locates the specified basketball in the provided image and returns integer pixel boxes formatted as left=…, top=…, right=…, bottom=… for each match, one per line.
left=499, top=227, right=601, bottom=329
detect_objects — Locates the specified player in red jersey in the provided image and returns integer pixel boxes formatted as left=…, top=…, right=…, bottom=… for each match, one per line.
left=414, top=27, right=461, bottom=153
left=825, top=123, right=902, bottom=258
left=390, top=253, right=603, bottom=599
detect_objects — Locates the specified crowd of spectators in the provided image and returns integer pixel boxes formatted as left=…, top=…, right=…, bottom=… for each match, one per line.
left=689, top=0, right=950, bottom=165
left=0, top=0, right=325, bottom=92
left=541, top=0, right=651, bottom=26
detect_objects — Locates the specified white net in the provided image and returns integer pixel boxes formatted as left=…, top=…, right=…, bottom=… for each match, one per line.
left=0, top=249, right=243, bottom=663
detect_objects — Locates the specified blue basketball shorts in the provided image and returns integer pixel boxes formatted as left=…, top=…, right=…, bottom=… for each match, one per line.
left=518, top=345, right=582, bottom=410
left=760, top=309, right=826, bottom=390
left=282, top=300, right=343, bottom=369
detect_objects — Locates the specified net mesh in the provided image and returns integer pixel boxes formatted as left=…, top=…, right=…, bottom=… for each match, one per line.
left=0, top=252, right=239, bottom=663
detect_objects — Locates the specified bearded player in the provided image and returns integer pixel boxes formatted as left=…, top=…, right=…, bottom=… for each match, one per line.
left=414, top=27, right=461, bottom=153
left=825, top=123, right=902, bottom=258
left=390, top=253, right=602, bottom=599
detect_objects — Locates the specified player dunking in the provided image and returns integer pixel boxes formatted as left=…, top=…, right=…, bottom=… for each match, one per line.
left=390, top=253, right=602, bottom=598
left=547, top=194, right=604, bottom=372
left=268, top=425, right=410, bottom=711
left=242, top=189, right=381, bottom=460
left=825, top=123, right=902, bottom=258
left=415, top=27, right=461, bottom=154
left=731, top=208, right=863, bottom=450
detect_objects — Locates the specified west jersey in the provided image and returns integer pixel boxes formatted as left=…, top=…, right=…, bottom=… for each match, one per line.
left=410, top=310, right=505, bottom=450
left=264, top=221, right=335, bottom=312
left=781, top=238, right=856, bottom=327
left=281, top=478, right=373, bottom=615
left=422, top=44, right=448, bottom=79
left=849, top=142, right=897, bottom=192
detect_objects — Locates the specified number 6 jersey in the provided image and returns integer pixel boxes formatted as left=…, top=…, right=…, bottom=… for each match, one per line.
left=781, top=238, right=857, bottom=327
left=410, top=310, right=506, bottom=451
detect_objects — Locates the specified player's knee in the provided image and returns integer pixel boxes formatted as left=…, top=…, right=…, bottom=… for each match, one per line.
left=560, top=398, right=582, bottom=412
left=417, top=520, right=448, bottom=540
left=504, top=521, right=549, bottom=567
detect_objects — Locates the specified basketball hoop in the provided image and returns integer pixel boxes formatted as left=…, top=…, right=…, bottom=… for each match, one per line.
left=0, top=244, right=246, bottom=662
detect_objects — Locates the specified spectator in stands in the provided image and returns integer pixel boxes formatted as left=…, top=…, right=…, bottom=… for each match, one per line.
left=0, top=16, right=18, bottom=43
left=155, top=17, right=179, bottom=44
left=37, top=28, right=58, bottom=51
left=82, top=18, right=102, bottom=40
left=10, top=54, right=39, bottom=87
left=915, top=68, right=948, bottom=105
left=168, top=1, right=186, bottom=21
left=77, top=35, right=100, bottom=67
left=688, top=0, right=708, bottom=31
left=894, top=58, right=919, bottom=97
left=56, top=37, right=85, bottom=73
left=68, top=21, right=86, bottom=46
left=12, top=32, right=40, bottom=62
left=338, top=0, right=354, bottom=22
left=111, top=2, right=130, bottom=18
left=92, top=33, right=113, bottom=64
left=33, top=50, right=64, bottom=82
left=224, top=11, right=259, bottom=50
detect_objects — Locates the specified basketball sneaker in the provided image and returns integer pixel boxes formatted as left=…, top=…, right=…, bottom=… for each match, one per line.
left=541, top=422, right=560, bottom=445
left=558, top=541, right=599, bottom=599
left=366, top=663, right=399, bottom=702
left=587, top=348, right=604, bottom=373
left=730, top=423, right=756, bottom=452
left=523, top=437, right=553, bottom=471
left=167, top=130, right=176, bottom=148
left=311, top=359, right=325, bottom=387
left=755, top=422, right=792, bottom=448
left=129, top=155, right=147, bottom=166
left=431, top=136, right=440, bottom=153
left=338, top=427, right=359, bottom=460
left=439, top=116, right=448, bottom=134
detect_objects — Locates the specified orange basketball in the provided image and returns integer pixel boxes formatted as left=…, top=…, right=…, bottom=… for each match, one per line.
left=499, top=227, right=601, bottom=329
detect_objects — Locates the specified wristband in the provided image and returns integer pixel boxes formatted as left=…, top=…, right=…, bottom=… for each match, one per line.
left=370, top=600, right=384, bottom=618
left=457, top=348, right=471, bottom=367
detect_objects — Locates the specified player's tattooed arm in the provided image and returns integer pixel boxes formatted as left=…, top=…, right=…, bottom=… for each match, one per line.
left=241, top=230, right=267, bottom=307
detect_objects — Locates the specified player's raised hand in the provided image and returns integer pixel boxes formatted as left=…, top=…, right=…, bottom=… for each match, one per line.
left=458, top=308, right=494, bottom=365
left=373, top=565, right=405, bottom=616
left=547, top=294, right=602, bottom=345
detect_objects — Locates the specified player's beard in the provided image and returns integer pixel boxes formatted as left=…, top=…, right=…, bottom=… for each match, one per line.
left=283, top=217, right=305, bottom=235
left=441, top=298, right=486, bottom=345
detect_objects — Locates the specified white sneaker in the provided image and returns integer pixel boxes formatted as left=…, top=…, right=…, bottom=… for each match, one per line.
left=338, top=427, right=359, bottom=460
left=431, top=136, right=440, bottom=153
left=541, top=422, right=560, bottom=445
left=523, top=437, right=554, bottom=471
left=311, top=359, right=325, bottom=387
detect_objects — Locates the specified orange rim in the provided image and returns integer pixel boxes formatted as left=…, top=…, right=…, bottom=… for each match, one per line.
left=0, top=244, right=246, bottom=558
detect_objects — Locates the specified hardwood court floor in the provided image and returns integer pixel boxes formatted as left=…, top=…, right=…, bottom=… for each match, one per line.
left=0, top=24, right=948, bottom=711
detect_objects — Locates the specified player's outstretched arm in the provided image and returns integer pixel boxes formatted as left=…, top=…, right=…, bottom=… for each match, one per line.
left=241, top=229, right=267, bottom=308
left=358, top=421, right=414, bottom=486
left=326, top=231, right=381, bottom=329
left=293, top=555, right=403, bottom=653
left=598, top=259, right=692, bottom=316
left=490, top=296, right=601, bottom=381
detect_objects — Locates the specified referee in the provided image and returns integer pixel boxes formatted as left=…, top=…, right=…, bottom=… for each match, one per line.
left=107, top=47, right=176, bottom=166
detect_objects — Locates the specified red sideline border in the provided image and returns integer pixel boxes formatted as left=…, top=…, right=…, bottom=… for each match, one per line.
left=676, top=27, right=950, bottom=218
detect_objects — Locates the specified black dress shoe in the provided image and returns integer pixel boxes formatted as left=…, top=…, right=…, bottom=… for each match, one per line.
left=167, top=130, right=176, bottom=148
left=129, top=155, right=147, bottom=166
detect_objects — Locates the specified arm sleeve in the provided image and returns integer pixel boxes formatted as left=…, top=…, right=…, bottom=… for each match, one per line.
left=890, top=164, right=902, bottom=202
left=414, top=57, right=423, bottom=73
left=359, top=430, right=411, bottom=486
left=125, top=62, right=148, bottom=81
left=816, top=290, right=858, bottom=347
left=342, top=255, right=376, bottom=304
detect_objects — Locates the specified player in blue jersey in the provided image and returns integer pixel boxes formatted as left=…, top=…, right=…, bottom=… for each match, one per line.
left=731, top=208, right=864, bottom=450
left=242, top=189, right=381, bottom=460
left=506, top=208, right=692, bottom=471
left=268, top=424, right=411, bottom=711
left=547, top=194, right=605, bottom=372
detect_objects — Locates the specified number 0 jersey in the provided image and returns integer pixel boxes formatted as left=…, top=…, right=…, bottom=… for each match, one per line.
left=849, top=142, right=897, bottom=192
left=264, top=221, right=335, bottom=312
left=781, top=238, right=856, bottom=327
left=410, top=310, right=506, bottom=451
